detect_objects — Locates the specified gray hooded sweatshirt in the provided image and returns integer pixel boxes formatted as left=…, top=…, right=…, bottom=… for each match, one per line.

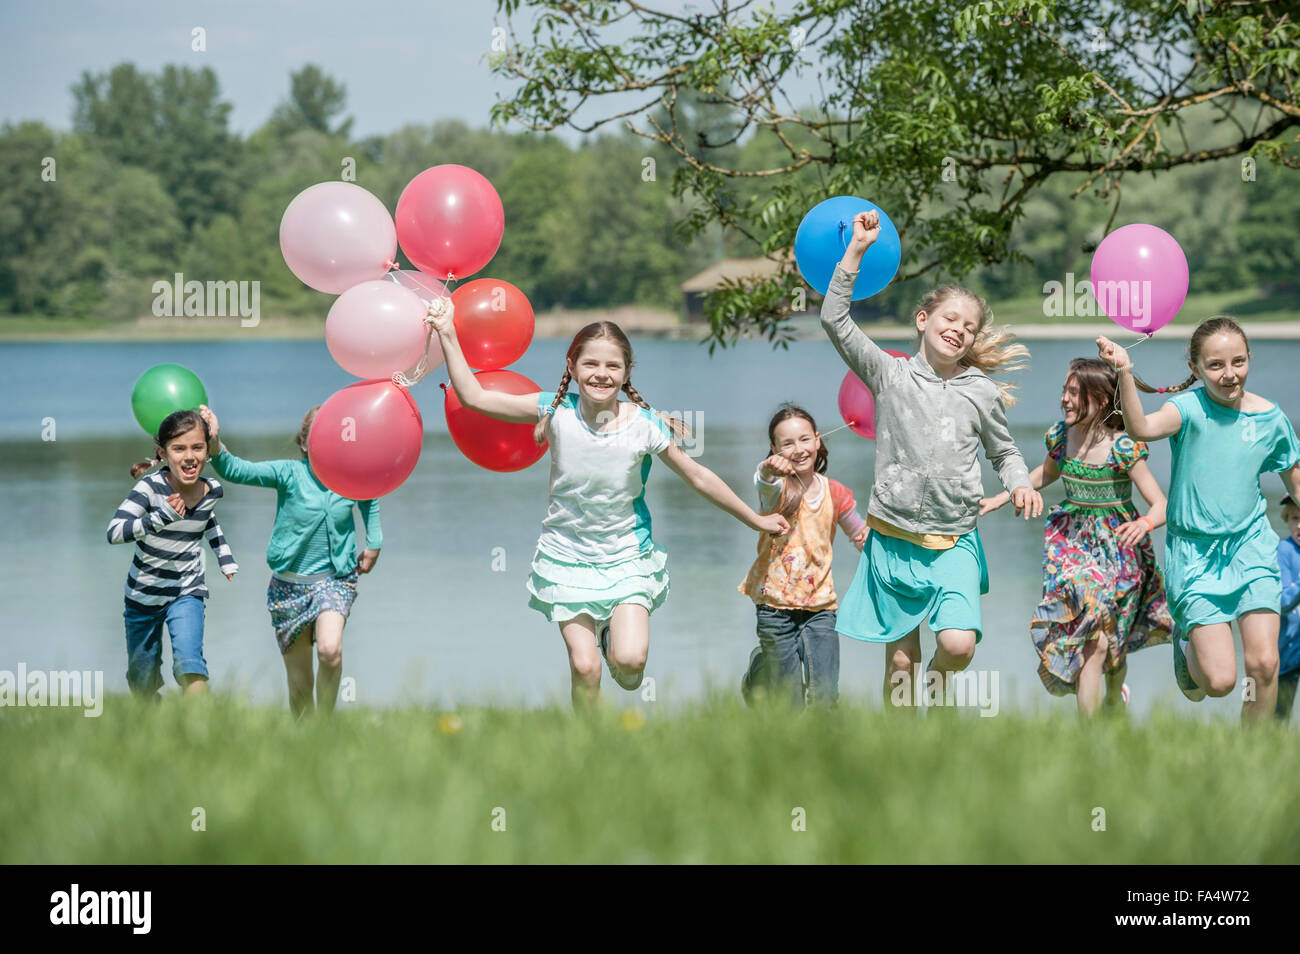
left=821, top=264, right=1032, bottom=536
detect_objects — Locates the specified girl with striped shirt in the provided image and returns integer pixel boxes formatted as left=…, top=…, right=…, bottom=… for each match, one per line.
left=108, top=409, right=238, bottom=698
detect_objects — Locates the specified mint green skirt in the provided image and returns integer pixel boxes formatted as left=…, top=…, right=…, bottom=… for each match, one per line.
left=526, top=544, right=671, bottom=624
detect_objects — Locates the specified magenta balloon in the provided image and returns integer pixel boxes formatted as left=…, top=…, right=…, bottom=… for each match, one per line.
left=838, top=371, right=877, bottom=440
left=279, top=182, right=397, bottom=294
left=307, top=380, right=424, bottom=500
left=1090, top=224, right=1188, bottom=335
left=325, top=281, right=430, bottom=379
left=395, top=165, right=505, bottom=280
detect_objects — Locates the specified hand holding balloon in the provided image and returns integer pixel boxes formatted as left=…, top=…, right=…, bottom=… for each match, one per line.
left=426, top=296, right=456, bottom=337
left=198, top=405, right=222, bottom=456
left=1095, top=335, right=1132, bottom=372
left=759, top=453, right=796, bottom=482
left=846, top=210, right=881, bottom=258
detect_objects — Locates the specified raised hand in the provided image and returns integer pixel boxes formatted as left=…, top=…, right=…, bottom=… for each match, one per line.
left=759, top=453, right=796, bottom=481
left=426, top=296, right=456, bottom=336
left=1096, top=335, right=1131, bottom=371
left=849, top=210, right=880, bottom=252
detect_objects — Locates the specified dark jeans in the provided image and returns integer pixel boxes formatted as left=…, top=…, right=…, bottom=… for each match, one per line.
left=1277, top=668, right=1300, bottom=722
left=743, top=605, right=840, bottom=707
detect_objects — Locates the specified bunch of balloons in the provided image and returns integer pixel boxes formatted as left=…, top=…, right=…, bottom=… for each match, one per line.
left=276, top=164, right=546, bottom=499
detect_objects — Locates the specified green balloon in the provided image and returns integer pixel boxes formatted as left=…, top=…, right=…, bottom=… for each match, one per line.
left=131, top=364, right=208, bottom=437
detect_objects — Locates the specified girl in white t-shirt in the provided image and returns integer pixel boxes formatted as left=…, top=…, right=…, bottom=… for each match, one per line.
left=430, top=304, right=789, bottom=707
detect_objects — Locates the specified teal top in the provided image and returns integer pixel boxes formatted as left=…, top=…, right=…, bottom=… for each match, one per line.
left=210, top=448, right=382, bottom=576
left=1167, top=388, right=1300, bottom=537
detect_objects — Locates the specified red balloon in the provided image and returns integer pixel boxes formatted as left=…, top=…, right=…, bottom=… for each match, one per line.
left=396, top=165, right=505, bottom=281
left=307, top=380, right=424, bottom=499
left=444, top=370, right=548, bottom=473
left=450, top=279, right=535, bottom=371
left=838, top=351, right=909, bottom=440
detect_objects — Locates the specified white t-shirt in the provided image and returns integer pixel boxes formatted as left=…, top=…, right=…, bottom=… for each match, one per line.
left=535, top=391, right=673, bottom=564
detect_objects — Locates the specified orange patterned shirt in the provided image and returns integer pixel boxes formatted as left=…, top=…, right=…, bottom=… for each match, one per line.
left=738, top=472, right=864, bottom=611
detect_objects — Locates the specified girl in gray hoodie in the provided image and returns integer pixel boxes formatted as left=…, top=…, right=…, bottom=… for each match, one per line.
left=822, top=210, right=1042, bottom=710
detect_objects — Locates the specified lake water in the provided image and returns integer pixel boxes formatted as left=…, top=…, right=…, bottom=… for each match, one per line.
left=3, top=334, right=1298, bottom=719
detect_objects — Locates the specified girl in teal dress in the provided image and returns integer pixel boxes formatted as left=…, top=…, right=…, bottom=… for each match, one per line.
left=1099, top=318, right=1300, bottom=721
left=984, top=359, right=1173, bottom=716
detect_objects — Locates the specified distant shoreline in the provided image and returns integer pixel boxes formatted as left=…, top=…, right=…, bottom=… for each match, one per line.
left=4, top=311, right=1300, bottom=343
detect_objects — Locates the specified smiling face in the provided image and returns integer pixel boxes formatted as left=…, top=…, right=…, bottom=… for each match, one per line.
left=917, top=295, right=981, bottom=366
left=160, top=424, right=208, bottom=489
left=567, top=337, right=629, bottom=408
left=1061, top=374, right=1088, bottom=427
left=771, top=416, right=821, bottom=478
left=1192, top=330, right=1250, bottom=405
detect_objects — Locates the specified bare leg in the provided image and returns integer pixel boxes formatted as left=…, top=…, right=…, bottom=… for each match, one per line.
left=932, top=628, right=977, bottom=673
left=884, top=628, right=921, bottom=711
left=1076, top=637, right=1107, bottom=718
left=283, top=625, right=316, bottom=717
left=606, top=602, right=651, bottom=690
left=314, top=611, right=346, bottom=714
left=1185, top=623, right=1237, bottom=698
left=179, top=674, right=208, bottom=698
left=1102, top=658, right=1128, bottom=714
left=558, top=615, right=603, bottom=710
left=1239, top=609, right=1280, bottom=724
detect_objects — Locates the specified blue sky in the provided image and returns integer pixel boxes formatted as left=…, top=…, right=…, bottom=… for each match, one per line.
left=0, top=0, right=812, bottom=140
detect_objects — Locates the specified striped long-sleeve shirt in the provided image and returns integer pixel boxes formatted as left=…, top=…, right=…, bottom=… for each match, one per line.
left=106, top=469, right=238, bottom=611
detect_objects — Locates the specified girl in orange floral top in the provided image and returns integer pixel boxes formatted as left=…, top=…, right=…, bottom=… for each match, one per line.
left=739, top=404, right=868, bottom=706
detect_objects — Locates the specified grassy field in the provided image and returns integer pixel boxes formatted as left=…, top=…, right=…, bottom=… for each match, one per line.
left=2, top=694, right=1297, bottom=864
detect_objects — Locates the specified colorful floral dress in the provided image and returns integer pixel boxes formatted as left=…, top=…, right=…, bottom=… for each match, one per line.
left=1030, top=422, right=1174, bottom=694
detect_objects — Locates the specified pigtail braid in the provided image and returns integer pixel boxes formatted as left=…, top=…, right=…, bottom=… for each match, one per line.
left=623, top=380, right=689, bottom=442
left=533, top=370, right=572, bottom=445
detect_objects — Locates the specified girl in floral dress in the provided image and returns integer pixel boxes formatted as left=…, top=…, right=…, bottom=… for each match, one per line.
left=984, top=358, right=1173, bottom=716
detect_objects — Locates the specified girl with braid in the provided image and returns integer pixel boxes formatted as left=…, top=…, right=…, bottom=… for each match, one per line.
left=429, top=304, right=789, bottom=708
left=1098, top=318, right=1300, bottom=721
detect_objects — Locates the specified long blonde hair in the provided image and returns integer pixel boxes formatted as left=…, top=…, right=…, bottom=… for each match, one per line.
left=916, top=285, right=1029, bottom=406
left=534, top=321, right=688, bottom=445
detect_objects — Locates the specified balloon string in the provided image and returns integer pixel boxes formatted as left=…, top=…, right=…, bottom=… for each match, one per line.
left=820, top=421, right=855, bottom=439
left=392, top=321, right=436, bottom=388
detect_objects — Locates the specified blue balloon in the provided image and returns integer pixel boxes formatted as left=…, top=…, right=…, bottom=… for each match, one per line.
left=794, top=196, right=901, bottom=300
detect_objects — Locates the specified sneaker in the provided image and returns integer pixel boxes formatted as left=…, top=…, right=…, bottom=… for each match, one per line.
left=1173, top=636, right=1206, bottom=702
left=1120, top=683, right=1130, bottom=708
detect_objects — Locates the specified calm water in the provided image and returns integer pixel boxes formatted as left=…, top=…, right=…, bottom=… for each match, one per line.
left=3, top=335, right=1298, bottom=718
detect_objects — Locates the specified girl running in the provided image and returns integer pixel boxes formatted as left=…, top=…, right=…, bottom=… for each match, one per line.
left=1099, top=318, right=1300, bottom=721
left=197, top=404, right=381, bottom=716
left=427, top=301, right=789, bottom=708
left=822, top=209, right=1043, bottom=710
left=738, top=403, right=867, bottom=707
left=983, top=358, right=1174, bottom=716
left=108, top=409, right=238, bottom=699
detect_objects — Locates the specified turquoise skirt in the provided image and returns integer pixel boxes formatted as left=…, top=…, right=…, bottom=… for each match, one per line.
left=527, top=544, right=670, bottom=624
left=1165, top=516, right=1281, bottom=632
left=836, top=527, right=989, bottom=643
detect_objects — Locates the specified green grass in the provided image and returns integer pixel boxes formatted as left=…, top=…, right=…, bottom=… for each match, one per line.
left=2, top=694, right=1297, bottom=863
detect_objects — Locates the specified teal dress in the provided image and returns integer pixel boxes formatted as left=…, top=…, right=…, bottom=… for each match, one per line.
left=1164, top=389, right=1300, bottom=632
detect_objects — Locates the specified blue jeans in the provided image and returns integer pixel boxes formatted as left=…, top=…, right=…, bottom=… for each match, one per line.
left=744, top=605, right=840, bottom=707
left=122, top=596, right=208, bottom=697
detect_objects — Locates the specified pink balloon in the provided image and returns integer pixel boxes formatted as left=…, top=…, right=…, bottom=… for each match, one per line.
left=396, top=165, right=505, bottom=280
left=280, top=182, right=397, bottom=294
left=1090, top=224, right=1188, bottom=335
left=325, top=281, right=430, bottom=379
left=307, top=380, right=424, bottom=499
left=838, top=371, right=877, bottom=440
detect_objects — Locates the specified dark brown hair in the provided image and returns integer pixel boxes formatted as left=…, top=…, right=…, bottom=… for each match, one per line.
left=766, top=404, right=828, bottom=520
left=297, top=405, right=322, bottom=456
left=130, top=409, right=209, bottom=479
left=1065, top=358, right=1123, bottom=433
left=1133, top=316, right=1250, bottom=394
left=533, top=321, right=688, bottom=445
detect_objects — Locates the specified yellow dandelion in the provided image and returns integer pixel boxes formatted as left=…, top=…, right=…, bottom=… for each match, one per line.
left=619, top=708, right=646, bottom=731
left=438, top=713, right=463, bottom=735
